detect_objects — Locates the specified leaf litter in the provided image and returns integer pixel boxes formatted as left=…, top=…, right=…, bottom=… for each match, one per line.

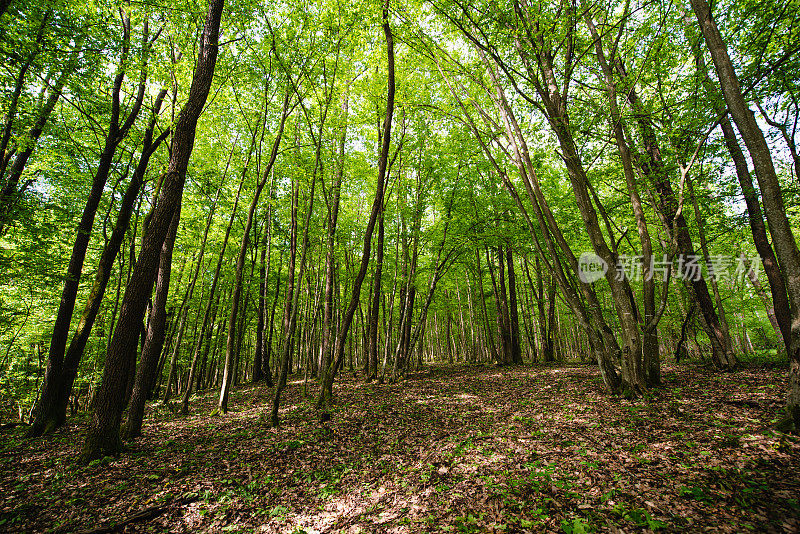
left=0, top=363, right=798, bottom=533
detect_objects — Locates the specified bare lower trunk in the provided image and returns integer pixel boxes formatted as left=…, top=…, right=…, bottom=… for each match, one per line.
left=124, top=203, right=181, bottom=440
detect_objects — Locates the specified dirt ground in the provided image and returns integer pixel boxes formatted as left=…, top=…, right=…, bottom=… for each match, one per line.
left=1, top=363, right=799, bottom=533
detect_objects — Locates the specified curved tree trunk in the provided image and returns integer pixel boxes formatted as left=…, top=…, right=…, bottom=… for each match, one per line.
left=317, top=1, right=395, bottom=408
left=30, top=20, right=153, bottom=436
left=585, top=15, right=660, bottom=385
left=29, top=91, right=168, bottom=436
left=686, top=28, right=792, bottom=352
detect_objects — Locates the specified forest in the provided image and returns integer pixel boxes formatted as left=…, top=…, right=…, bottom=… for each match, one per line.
left=1, top=0, right=799, bottom=531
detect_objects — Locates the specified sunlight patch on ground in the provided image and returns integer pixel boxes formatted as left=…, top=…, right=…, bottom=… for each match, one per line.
left=415, top=394, right=439, bottom=405
left=275, top=482, right=432, bottom=534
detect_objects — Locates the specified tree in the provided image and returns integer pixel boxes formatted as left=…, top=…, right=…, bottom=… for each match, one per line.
left=218, top=87, right=290, bottom=414
left=80, top=0, right=226, bottom=462
left=30, top=14, right=157, bottom=436
left=30, top=88, right=168, bottom=436
left=691, top=0, right=800, bottom=430
left=317, top=0, right=395, bottom=408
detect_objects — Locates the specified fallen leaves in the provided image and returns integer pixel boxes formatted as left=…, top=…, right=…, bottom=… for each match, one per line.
left=0, top=364, right=798, bottom=533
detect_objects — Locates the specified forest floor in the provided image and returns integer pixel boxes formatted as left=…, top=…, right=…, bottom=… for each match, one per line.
left=1, top=363, right=799, bottom=533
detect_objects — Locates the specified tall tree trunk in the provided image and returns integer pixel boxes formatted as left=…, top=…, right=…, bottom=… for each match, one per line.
left=320, top=91, right=348, bottom=390
left=270, top=102, right=321, bottom=423
left=505, top=245, right=522, bottom=364
left=197, top=291, right=221, bottom=392
left=253, top=215, right=269, bottom=384
left=389, top=164, right=424, bottom=380
left=123, top=202, right=181, bottom=440
left=525, top=255, right=549, bottom=363
left=218, top=90, right=290, bottom=414
left=584, top=15, right=660, bottom=384
left=317, top=1, right=395, bottom=408
left=610, top=49, right=733, bottom=370
left=435, top=41, right=621, bottom=392
left=32, top=17, right=149, bottom=435
left=395, top=187, right=456, bottom=377
left=270, top=163, right=300, bottom=424
left=686, top=174, right=733, bottom=350
left=29, top=90, right=168, bottom=436
left=162, top=251, right=204, bottom=405
left=180, top=147, right=248, bottom=413
left=367, top=201, right=385, bottom=379
left=497, top=245, right=512, bottom=364
left=475, top=248, right=497, bottom=363
left=487, top=245, right=511, bottom=364
left=687, top=28, right=792, bottom=352
left=526, top=42, right=645, bottom=391
left=691, top=0, right=800, bottom=430
left=545, top=275, right=556, bottom=363
left=80, top=0, right=225, bottom=462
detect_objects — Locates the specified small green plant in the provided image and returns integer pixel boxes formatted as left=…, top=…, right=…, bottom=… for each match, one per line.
left=561, top=516, right=592, bottom=533
left=268, top=505, right=290, bottom=519
left=278, top=440, right=303, bottom=451
left=612, top=504, right=667, bottom=530
left=453, top=512, right=483, bottom=533
left=88, top=455, right=113, bottom=468
left=600, top=489, right=616, bottom=503
left=679, top=485, right=711, bottom=502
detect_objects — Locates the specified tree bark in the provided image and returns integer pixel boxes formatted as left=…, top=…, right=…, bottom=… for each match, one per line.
left=270, top=157, right=300, bottom=424
left=687, top=30, right=792, bottom=352
left=80, top=0, right=225, bottom=462
left=30, top=20, right=154, bottom=436
left=691, top=0, right=800, bottom=430
left=320, top=90, right=348, bottom=388
left=487, top=245, right=510, bottom=364
left=366, top=203, right=385, bottom=379
left=585, top=15, right=660, bottom=384
left=433, top=34, right=621, bottom=391
left=505, top=246, right=522, bottom=364
left=123, top=203, right=181, bottom=440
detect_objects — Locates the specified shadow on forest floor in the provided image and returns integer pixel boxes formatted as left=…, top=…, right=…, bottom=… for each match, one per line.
left=1, top=364, right=799, bottom=533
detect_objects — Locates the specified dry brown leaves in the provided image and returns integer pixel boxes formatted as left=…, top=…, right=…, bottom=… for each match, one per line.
left=0, top=364, right=798, bottom=533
